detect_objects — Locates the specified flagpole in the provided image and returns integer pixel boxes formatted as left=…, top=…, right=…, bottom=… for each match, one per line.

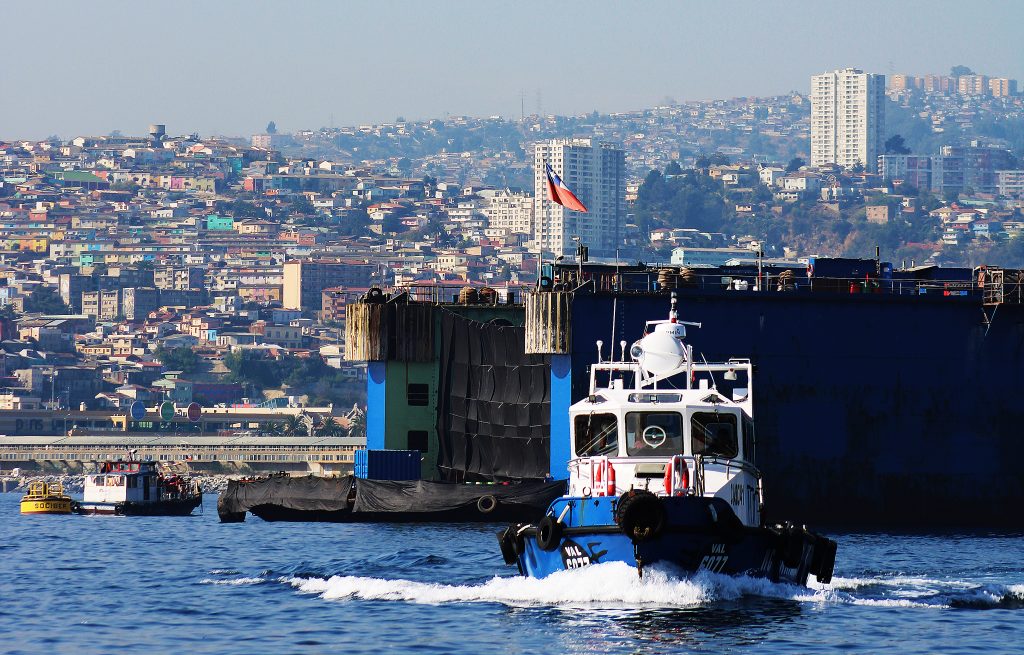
left=540, top=159, right=548, bottom=284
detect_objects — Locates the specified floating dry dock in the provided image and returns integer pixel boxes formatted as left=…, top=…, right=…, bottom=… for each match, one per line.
left=346, top=259, right=1024, bottom=528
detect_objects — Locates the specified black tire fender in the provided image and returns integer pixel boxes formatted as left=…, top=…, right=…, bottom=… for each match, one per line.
left=614, top=490, right=667, bottom=542
left=779, top=523, right=804, bottom=569
left=497, top=525, right=519, bottom=565
left=536, top=515, right=563, bottom=552
left=815, top=538, right=838, bottom=584
left=477, top=494, right=498, bottom=514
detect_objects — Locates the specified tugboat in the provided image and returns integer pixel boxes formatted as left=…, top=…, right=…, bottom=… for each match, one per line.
left=20, top=481, right=73, bottom=515
left=498, top=293, right=837, bottom=585
left=74, top=460, right=202, bottom=516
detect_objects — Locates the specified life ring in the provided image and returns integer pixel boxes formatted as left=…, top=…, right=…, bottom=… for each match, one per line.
left=477, top=494, right=498, bottom=514
left=614, top=489, right=666, bottom=542
left=536, top=515, right=563, bottom=551
left=663, top=457, right=689, bottom=496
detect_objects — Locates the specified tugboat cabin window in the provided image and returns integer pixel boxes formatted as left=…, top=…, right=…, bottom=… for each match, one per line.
left=691, top=412, right=739, bottom=459
left=574, top=413, right=619, bottom=457
left=626, top=412, right=683, bottom=456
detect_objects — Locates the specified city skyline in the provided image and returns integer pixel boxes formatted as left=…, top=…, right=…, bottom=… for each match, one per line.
left=2, top=0, right=1023, bottom=140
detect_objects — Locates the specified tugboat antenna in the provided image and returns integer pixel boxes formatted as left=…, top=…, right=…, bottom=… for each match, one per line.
left=670, top=291, right=678, bottom=323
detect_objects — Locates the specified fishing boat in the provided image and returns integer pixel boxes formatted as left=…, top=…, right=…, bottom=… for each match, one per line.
left=497, top=293, right=837, bottom=585
left=20, top=481, right=73, bottom=515
left=74, top=460, right=202, bottom=516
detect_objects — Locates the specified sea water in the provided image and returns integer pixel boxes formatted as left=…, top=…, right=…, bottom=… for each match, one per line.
left=1, top=494, right=1022, bottom=654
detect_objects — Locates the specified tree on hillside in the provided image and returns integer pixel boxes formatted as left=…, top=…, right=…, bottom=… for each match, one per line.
left=950, top=65, right=973, bottom=77
left=337, top=209, right=371, bottom=237
left=786, top=157, right=805, bottom=173
left=266, top=121, right=277, bottom=134
left=634, top=164, right=730, bottom=234
left=290, top=196, right=315, bottom=216
left=229, top=199, right=263, bottom=218
left=24, top=287, right=71, bottom=315
left=154, top=346, right=199, bottom=374
left=885, top=134, right=911, bottom=155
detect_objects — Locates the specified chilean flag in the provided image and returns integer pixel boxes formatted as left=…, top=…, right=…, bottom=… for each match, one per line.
left=545, top=163, right=588, bottom=213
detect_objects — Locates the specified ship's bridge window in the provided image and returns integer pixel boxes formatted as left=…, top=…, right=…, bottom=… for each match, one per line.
left=574, top=413, right=618, bottom=457
left=691, top=412, right=739, bottom=459
left=626, top=412, right=683, bottom=456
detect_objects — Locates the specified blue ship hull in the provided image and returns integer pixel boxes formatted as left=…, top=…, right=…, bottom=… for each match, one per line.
left=499, top=495, right=836, bottom=586
left=560, top=290, right=1024, bottom=527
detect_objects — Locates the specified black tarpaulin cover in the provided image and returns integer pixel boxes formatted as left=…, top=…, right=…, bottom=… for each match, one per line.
left=218, top=475, right=354, bottom=516
left=351, top=479, right=565, bottom=514
left=436, top=310, right=550, bottom=481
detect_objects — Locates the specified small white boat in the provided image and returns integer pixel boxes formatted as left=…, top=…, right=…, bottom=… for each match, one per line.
left=75, top=460, right=202, bottom=516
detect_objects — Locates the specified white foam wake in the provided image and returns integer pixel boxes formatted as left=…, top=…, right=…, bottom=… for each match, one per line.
left=283, top=562, right=835, bottom=608
left=199, top=577, right=267, bottom=586
left=203, top=565, right=1024, bottom=611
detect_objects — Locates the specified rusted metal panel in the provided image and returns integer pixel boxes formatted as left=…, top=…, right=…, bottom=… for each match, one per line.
left=345, top=302, right=387, bottom=361
left=346, top=302, right=435, bottom=362
left=524, top=291, right=572, bottom=354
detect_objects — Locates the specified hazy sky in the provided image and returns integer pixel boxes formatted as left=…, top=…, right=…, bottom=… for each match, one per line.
left=2, top=0, right=1021, bottom=140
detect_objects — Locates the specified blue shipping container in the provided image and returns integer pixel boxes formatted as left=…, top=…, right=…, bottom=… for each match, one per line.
left=354, top=449, right=421, bottom=480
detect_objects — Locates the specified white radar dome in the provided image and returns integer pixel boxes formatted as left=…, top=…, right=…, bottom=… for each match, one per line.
left=633, top=323, right=687, bottom=376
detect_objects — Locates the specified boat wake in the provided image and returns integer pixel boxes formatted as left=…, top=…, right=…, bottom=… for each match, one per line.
left=199, top=563, right=1024, bottom=611
left=818, top=576, right=1024, bottom=610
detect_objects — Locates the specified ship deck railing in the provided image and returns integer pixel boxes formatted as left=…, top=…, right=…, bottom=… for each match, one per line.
left=534, top=270, right=1024, bottom=303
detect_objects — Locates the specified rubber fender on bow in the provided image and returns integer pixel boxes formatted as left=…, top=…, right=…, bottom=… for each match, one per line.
left=779, top=522, right=805, bottom=569
left=813, top=537, right=838, bottom=584
left=614, top=489, right=667, bottom=543
left=536, top=515, right=563, bottom=552
left=497, top=525, right=520, bottom=565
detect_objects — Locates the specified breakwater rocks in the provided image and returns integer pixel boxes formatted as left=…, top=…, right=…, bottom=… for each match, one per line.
left=1, top=474, right=235, bottom=495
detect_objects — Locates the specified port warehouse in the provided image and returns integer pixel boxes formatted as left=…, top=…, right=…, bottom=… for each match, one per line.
left=0, top=406, right=338, bottom=437
left=0, top=434, right=362, bottom=475
left=347, top=259, right=1024, bottom=527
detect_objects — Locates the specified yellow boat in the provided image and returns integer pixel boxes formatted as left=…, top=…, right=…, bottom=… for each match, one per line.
left=20, top=481, right=74, bottom=515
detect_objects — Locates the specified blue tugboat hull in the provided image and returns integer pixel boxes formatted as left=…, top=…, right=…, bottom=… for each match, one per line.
left=500, top=495, right=835, bottom=586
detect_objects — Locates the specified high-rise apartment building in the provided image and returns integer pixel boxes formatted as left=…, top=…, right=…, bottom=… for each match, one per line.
left=478, top=189, right=534, bottom=236
left=989, top=78, right=1018, bottom=97
left=533, top=138, right=625, bottom=257
left=810, top=68, right=886, bottom=173
left=958, top=75, right=989, bottom=96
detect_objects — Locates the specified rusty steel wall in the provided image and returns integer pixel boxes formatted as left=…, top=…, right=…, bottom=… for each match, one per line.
left=345, top=302, right=434, bottom=363
left=524, top=291, right=572, bottom=354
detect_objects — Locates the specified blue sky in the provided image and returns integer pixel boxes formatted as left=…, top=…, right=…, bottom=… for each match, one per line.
left=1, top=0, right=1021, bottom=140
